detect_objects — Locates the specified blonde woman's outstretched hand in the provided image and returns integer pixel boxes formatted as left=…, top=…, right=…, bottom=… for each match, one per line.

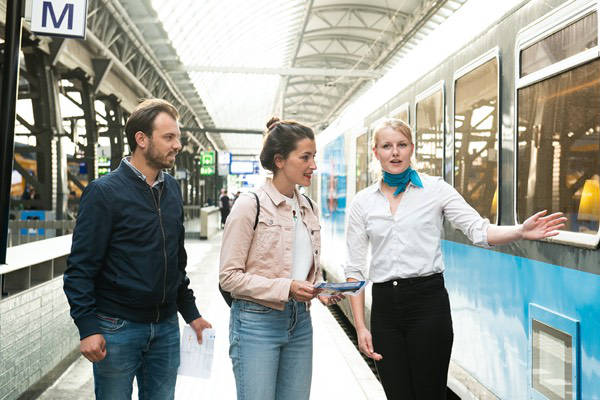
left=520, top=210, right=567, bottom=240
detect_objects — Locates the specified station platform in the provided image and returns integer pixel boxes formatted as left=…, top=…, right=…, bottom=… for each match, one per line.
left=37, top=234, right=386, bottom=400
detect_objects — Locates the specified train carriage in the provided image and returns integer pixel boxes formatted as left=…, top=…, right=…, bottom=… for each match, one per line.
left=316, top=0, right=600, bottom=398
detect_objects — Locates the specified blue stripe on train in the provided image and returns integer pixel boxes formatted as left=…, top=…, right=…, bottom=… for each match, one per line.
left=442, top=240, right=600, bottom=400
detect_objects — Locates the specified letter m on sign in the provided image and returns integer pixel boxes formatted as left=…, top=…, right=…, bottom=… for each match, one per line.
left=41, top=1, right=74, bottom=29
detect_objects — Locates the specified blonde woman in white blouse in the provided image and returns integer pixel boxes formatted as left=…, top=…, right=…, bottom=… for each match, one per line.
left=344, top=119, right=566, bottom=399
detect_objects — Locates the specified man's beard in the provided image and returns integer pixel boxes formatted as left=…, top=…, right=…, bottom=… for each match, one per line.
left=145, top=140, right=176, bottom=170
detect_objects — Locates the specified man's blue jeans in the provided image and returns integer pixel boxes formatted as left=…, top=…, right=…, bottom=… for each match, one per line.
left=93, top=312, right=180, bottom=400
left=229, top=299, right=313, bottom=400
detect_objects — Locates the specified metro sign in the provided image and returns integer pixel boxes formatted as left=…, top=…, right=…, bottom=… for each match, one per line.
left=30, top=0, right=88, bottom=39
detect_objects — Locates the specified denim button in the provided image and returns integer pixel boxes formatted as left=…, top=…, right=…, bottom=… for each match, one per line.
left=393, top=281, right=398, bottom=286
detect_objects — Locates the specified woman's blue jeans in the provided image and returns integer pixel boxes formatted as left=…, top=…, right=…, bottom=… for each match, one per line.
left=229, top=299, right=313, bottom=400
left=92, top=312, right=180, bottom=400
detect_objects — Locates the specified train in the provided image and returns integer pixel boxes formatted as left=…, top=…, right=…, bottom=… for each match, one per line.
left=313, top=0, right=600, bottom=398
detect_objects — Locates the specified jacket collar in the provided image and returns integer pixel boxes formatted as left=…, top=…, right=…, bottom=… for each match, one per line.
left=263, top=178, right=312, bottom=210
left=122, top=157, right=164, bottom=187
left=115, top=159, right=159, bottom=190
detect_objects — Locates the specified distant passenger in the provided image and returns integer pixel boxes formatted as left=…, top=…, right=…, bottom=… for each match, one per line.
left=232, top=190, right=241, bottom=205
left=63, top=99, right=212, bottom=400
left=343, top=118, right=566, bottom=399
left=219, top=188, right=231, bottom=228
left=219, top=117, right=343, bottom=400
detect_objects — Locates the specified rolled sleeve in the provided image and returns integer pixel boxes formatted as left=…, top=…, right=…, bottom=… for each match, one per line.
left=344, top=196, right=369, bottom=281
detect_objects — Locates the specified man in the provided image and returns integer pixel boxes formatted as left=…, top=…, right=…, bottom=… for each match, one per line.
left=64, top=99, right=211, bottom=399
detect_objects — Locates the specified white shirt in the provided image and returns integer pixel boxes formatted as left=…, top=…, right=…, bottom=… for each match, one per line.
left=285, top=195, right=313, bottom=280
left=344, top=173, right=490, bottom=283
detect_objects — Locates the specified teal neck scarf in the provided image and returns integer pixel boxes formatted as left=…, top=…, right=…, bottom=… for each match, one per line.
left=382, top=167, right=423, bottom=196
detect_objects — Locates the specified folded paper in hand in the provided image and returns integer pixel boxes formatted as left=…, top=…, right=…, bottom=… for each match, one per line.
left=178, top=326, right=215, bottom=379
left=314, top=281, right=366, bottom=296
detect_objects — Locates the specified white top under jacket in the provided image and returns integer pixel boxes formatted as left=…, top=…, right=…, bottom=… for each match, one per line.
left=343, top=173, right=490, bottom=283
left=285, top=194, right=313, bottom=281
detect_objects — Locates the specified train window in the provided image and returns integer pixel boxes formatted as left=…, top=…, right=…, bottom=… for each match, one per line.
left=521, top=12, right=597, bottom=78
left=517, top=59, right=600, bottom=235
left=390, top=103, right=409, bottom=124
left=416, top=88, right=444, bottom=176
left=532, top=320, right=573, bottom=400
left=356, top=132, right=369, bottom=192
left=454, top=58, right=498, bottom=223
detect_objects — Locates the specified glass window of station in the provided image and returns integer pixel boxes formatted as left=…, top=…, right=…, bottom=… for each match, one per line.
left=517, top=11, right=600, bottom=236
left=416, top=89, right=444, bottom=176
left=454, top=58, right=499, bottom=223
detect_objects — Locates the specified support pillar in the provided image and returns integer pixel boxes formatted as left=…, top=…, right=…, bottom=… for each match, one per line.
left=23, top=46, right=66, bottom=216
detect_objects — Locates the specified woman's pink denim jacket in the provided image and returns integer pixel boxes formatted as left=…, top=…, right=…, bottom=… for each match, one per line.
left=219, top=180, right=322, bottom=310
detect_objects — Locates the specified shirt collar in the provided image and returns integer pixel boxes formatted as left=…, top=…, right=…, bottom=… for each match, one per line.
left=123, top=156, right=164, bottom=187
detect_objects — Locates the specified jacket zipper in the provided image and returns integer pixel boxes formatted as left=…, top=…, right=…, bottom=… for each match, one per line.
left=149, top=184, right=168, bottom=322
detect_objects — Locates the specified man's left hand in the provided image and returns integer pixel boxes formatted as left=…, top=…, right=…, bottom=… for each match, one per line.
left=189, top=317, right=212, bottom=344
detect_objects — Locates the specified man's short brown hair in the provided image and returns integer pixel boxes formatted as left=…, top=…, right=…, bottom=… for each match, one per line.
left=125, top=99, right=179, bottom=153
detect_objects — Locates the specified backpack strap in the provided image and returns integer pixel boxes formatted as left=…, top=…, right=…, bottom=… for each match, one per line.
left=302, top=194, right=314, bottom=212
left=251, top=192, right=259, bottom=230
left=220, top=191, right=260, bottom=308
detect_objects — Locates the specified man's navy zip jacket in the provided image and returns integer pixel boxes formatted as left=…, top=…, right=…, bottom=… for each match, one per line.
left=64, top=160, right=201, bottom=340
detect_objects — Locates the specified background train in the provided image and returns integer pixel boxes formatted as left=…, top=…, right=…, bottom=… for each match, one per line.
left=312, top=0, right=600, bottom=398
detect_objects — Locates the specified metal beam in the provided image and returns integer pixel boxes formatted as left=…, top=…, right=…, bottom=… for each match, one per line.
left=92, top=58, right=113, bottom=94
left=181, top=127, right=263, bottom=135
left=180, top=66, right=381, bottom=78
left=1, top=0, right=24, bottom=263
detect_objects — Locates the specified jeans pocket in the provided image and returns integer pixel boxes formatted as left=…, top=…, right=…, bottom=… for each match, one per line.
left=96, top=313, right=127, bottom=332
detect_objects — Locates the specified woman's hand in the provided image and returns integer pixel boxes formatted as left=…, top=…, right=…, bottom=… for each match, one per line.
left=289, top=280, right=320, bottom=302
left=521, top=210, right=567, bottom=240
left=356, top=326, right=382, bottom=361
left=318, top=293, right=345, bottom=306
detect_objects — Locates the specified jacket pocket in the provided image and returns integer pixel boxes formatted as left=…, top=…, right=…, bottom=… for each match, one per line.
left=254, top=217, right=283, bottom=256
left=96, top=313, right=127, bottom=332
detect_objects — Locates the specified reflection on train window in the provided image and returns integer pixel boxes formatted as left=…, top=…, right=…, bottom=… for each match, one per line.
left=521, top=12, right=597, bottom=77
left=356, top=132, right=369, bottom=192
left=391, top=107, right=409, bottom=124
left=416, top=90, right=444, bottom=176
left=517, top=59, right=600, bottom=233
left=454, top=59, right=498, bottom=223
left=532, top=320, right=573, bottom=400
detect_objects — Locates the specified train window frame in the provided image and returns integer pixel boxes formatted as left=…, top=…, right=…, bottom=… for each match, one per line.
left=514, top=0, right=600, bottom=248
left=367, top=117, right=387, bottom=186
left=452, top=47, right=501, bottom=222
left=528, top=304, right=580, bottom=400
left=389, top=102, right=410, bottom=125
left=354, top=128, right=369, bottom=193
left=415, top=81, right=446, bottom=177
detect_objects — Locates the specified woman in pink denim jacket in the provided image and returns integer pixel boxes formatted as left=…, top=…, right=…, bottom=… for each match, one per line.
left=219, top=117, right=339, bottom=400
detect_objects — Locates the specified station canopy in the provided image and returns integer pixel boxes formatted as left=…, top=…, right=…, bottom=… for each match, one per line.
left=140, top=0, right=468, bottom=155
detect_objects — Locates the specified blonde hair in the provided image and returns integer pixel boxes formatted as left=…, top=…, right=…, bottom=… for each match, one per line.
left=371, top=118, right=418, bottom=170
left=372, top=118, right=413, bottom=147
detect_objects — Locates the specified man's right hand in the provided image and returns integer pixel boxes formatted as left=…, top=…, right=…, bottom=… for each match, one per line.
left=80, top=334, right=107, bottom=362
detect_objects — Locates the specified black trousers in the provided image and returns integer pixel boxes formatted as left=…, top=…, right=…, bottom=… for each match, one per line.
left=371, top=273, right=453, bottom=400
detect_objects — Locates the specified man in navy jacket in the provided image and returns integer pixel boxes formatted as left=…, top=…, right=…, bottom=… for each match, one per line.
left=64, top=99, right=211, bottom=399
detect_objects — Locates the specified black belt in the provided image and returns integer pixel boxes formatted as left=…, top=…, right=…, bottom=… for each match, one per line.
left=373, top=272, right=442, bottom=287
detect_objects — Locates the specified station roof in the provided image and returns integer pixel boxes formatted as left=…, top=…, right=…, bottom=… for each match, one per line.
left=123, top=0, right=468, bottom=155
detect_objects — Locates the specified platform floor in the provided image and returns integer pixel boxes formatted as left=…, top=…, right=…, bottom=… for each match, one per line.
left=39, top=234, right=385, bottom=400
